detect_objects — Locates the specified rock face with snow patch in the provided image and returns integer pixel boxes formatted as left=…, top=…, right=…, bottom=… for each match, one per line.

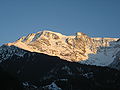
left=80, top=39, right=120, bottom=66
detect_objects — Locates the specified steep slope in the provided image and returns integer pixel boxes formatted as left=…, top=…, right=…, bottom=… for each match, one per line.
left=108, top=39, right=120, bottom=69
left=109, top=51, right=120, bottom=70
left=5, top=30, right=118, bottom=62
left=80, top=39, right=120, bottom=66
left=0, top=46, right=120, bottom=90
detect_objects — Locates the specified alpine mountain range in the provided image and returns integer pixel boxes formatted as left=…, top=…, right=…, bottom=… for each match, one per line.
left=0, top=30, right=120, bottom=90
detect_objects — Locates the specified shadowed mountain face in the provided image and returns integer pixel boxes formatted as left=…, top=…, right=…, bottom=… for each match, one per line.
left=0, top=46, right=120, bottom=90
left=6, top=30, right=118, bottom=62
left=0, top=66, right=23, bottom=90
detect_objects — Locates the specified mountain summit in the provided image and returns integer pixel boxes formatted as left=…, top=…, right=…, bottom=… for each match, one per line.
left=5, top=30, right=118, bottom=62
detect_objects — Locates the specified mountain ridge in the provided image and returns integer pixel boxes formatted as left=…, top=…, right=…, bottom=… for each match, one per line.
left=4, top=30, right=118, bottom=62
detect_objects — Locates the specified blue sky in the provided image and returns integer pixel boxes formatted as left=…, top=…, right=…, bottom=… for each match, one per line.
left=0, top=0, right=120, bottom=45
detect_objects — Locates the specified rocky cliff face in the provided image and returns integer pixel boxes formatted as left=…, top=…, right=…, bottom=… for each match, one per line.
left=5, top=30, right=118, bottom=62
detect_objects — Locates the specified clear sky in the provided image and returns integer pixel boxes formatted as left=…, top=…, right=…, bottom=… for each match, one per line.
left=0, top=0, right=120, bottom=45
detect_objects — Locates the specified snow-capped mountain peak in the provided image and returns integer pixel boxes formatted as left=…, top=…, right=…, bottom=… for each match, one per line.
left=2, top=30, right=119, bottom=63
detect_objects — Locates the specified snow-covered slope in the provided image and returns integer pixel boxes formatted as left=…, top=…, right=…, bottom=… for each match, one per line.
left=107, top=39, right=120, bottom=69
left=109, top=51, right=120, bottom=70
left=80, top=39, right=120, bottom=66
left=4, top=30, right=118, bottom=62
